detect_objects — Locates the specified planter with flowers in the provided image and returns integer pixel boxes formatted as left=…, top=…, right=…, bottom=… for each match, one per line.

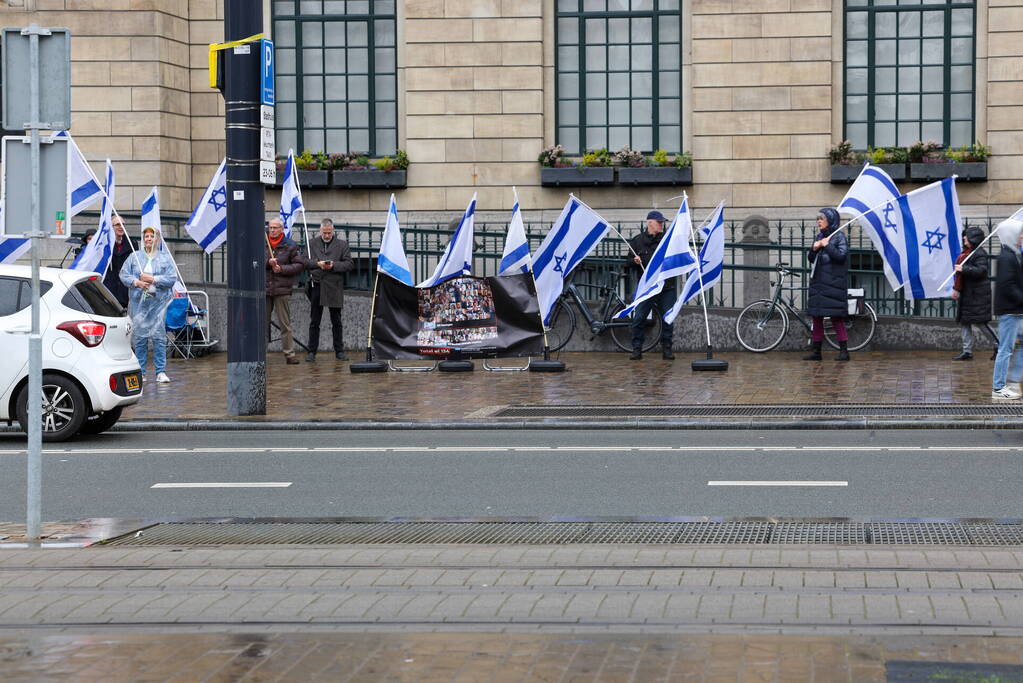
left=331, top=149, right=408, bottom=189
left=829, top=141, right=907, bottom=183
left=616, top=147, right=693, bottom=186
left=909, top=141, right=988, bottom=183
left=275, top=150, right=330, bottom=187
left=539, top=145, right=615, bottom=186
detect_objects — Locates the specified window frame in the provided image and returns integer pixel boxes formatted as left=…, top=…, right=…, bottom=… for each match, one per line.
left=555, top=0, right=682, bottom=155
left=842, top=0, right=977, bottom=150
left=271, top=0, right=398, bottom=156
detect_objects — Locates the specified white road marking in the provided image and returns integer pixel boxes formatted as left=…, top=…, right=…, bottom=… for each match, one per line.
left=150, top=482, right=292, bottom=489
left=708, top=481, right=849, bottom=487
left=1, top=445, right=1020, bottom=455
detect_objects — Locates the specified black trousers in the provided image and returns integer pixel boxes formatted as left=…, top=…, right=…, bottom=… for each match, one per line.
left=307, top=283, right=343, bottom=354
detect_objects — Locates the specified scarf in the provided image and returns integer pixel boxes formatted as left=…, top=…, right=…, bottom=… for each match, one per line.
left=953, top=244, right=971, bottom=292
left=268, top=233, right=284, bottom=250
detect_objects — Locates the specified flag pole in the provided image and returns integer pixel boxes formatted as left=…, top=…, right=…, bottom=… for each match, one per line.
left=569, top=192, right=641, bottom=261
left=688, top=200, right=728, bottom=371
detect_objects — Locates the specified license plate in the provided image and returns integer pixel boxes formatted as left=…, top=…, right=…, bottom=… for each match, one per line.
left=124, top=374, right=141, bottom=392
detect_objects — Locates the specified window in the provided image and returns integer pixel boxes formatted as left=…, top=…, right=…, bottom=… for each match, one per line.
left=555, top=0, right=681, bottom=154
left=62, top=278, right=124, bottom=317
left=272, top=0, right=397, bottom=156
left=844, top=0, right=975, bottom=150
left=0, top=277, right=50, bottom=317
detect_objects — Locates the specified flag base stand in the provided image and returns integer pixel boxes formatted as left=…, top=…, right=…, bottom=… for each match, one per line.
left=691, top=345, right=728, bottom=371
left=438, top=360, right=474, bottom=372
left=350, top=347, right=388, bottom=373
left=529, top=347, right=566, bottom=373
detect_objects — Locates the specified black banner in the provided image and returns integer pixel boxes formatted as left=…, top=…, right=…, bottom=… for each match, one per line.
left=372, top=274, right=544, bottom=360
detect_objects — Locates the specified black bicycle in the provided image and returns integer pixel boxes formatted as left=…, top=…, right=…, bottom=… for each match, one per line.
left=545, top=271, right=664, bottom=353
left=735, top=263, right=877, bottom=353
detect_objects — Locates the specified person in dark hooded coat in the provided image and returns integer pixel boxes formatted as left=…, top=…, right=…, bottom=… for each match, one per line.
left=952, top=226, right=994, bottom=361
left=804, top=207, right=850, bottom=361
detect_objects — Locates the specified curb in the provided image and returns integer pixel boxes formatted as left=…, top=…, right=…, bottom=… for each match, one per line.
left=76, top=417, right=1023, bottom=431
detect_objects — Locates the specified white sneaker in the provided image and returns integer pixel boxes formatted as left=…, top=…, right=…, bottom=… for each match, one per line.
left=1009, top=382, right=1022, bottom=394
left=155, top=372, right=170, bottom=384
left=992, top=386, right=1021, bottom=400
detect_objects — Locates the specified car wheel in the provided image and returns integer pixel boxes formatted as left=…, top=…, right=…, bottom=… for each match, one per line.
left=16, top=374, right=88, bottom=442
left=79, top=406, right=124, bottom=435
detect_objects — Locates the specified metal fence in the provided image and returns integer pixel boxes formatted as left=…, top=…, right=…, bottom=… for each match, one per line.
left=85, top=213, right=1002, bottom=321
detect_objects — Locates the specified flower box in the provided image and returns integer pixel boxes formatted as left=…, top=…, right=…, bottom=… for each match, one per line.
left=910, top=162, right=987, bottom=183
left=617, top=166, right=693, bottom=186
left=331, top=170, right=407, bottom=189
left=296, top=169, right=330, bottom=188
left=830, top=163, right=907, bottom=184
left=540, top=166, right=614, bottom=187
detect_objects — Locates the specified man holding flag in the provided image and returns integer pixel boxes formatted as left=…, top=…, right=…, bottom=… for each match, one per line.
left=618, top=204, right=699, bottom=360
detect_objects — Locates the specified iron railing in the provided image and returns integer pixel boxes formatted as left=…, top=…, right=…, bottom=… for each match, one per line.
left=77, top=214, right=1001, bottom=321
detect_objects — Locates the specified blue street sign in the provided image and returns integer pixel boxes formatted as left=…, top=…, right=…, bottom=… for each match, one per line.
left=260, top=38, right=274, bottom=106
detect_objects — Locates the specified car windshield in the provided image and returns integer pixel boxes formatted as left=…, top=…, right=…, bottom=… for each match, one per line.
left=62, top=277, right=125, bottom=317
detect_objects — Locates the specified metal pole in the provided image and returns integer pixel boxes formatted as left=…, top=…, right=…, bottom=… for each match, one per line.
left=224, top=1, right=266, bottom=415
left=25, top=25, right=45, bottom=542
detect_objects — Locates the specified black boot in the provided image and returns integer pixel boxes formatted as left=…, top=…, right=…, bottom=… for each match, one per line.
left=802, top=341, right=822, bottom=361
left=662, top=346, right=675, bottom=360
left=630, top=348, right=642, bottom=361
left=953, top=351, right=973, bottom=361
left=836, top=341, right=850, bottom=361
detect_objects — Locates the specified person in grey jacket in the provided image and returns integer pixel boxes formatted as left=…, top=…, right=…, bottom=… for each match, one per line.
left=305, top=218, right=354, bottom=361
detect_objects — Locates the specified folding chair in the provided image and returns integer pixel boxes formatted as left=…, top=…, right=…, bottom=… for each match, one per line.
left=165, top=297, right=193, bottom=359
left=165, top=291, right=218, bottom=359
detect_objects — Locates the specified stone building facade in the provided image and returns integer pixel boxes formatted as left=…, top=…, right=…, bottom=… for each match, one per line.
left=0, top=0, right=1020, bottom=229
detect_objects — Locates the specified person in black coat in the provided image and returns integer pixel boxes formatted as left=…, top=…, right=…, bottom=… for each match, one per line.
left=102, top=216, right=134, bottom=308
left=991, top=218, right=1023, bottom=399
left=952, top=226, right=994, bottom=361
left=626, top=210, right=677, bottom=360
left=804, top=207, right=850, bottom=361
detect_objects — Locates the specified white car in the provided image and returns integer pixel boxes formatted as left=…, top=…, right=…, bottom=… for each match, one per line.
left=0, top=264, right=143, bottom=441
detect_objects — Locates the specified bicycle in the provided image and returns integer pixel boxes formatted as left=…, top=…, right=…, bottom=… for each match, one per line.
left=545, top=271, right=664, bottom=353
left=735, top=263, right=877, bottom=353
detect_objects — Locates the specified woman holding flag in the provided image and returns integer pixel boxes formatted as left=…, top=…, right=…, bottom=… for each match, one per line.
left=119, top=226, right=177, bottom=383
left=804, top=207, right=851, bottom=362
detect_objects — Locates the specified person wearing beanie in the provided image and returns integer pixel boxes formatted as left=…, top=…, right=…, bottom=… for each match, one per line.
left=626, top=210, right=677, bottom=360
left=804, top=207, right=851, bottom=361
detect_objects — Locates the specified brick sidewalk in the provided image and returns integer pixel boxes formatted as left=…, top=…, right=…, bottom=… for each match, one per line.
left=3, top=632, right=1023, bottom=681
left=121, top=350, right=998, bottom=423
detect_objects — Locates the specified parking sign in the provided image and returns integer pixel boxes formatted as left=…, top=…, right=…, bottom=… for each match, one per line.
left=260, top=38, right=274, bottom=106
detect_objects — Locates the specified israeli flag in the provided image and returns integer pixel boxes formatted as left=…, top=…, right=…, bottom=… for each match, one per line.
left=418, top=194, right=477, bottom=288
left=891, top=177, right=963, bottom=300
left=278, top=149, right=303, bottom=239
left=377, top=194, right=413, bottom=285
left=141, top=187, right=187, bottom=296
left=666, top=201, right=726, bottom=324
left=69, top=160, right=115, bottom=274
left=615, top=196, right=698, bottom=320
left=498, top=188, right=531, bottom=276
left=533, top=196, right=612, bottom=324
left=184, top=158, right=228, bottom=253
left=51, top=131, right=104, bottom=217
left=0, top=202, right=30, bottom=264
left=838, top=163, right=906, bottom=292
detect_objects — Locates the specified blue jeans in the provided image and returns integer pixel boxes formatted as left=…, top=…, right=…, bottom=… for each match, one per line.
left=991, top=314, right=1023, bottom=391
left=134, top=335, right=166, bottom=376
left=630, top=283, right=676, bottom=350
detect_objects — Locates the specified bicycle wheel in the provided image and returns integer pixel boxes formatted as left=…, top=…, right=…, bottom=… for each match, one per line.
left=735, top=300, right=789, bottom=352
left=544, top=300, right=576, bottom=352
left=607, top=302, right=663, bottom=353
left=824, top=303, right=876, bottom=351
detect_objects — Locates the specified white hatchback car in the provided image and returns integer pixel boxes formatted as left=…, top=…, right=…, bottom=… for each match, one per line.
left=0, top=264, right=143, bottom=441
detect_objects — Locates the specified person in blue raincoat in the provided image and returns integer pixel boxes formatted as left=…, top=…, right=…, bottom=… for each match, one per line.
left=119, top=226, right=177, bottom=383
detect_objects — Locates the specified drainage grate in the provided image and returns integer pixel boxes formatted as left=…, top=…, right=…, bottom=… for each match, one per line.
left=493, top=403, right=1023, bottom=418
left=103, top=520, right=1023, bottom=546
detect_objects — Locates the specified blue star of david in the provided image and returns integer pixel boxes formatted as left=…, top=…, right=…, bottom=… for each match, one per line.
left=882, top=203, right=898, bottom=231
left=922, top=228, right=945, bottom=254
left=279, top=207, right=294, bottom=225
left=553, top=252, right=567, bottom=273
left=208, top=186, right=227, bottom=211
left=698, top=254, right=711, bottom=272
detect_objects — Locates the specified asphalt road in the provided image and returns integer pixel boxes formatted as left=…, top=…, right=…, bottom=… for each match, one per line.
left=0, top=429, right=1021, bottom=521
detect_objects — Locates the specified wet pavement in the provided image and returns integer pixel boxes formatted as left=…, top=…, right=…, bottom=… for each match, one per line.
left=3, top=632, right=1023, bottom=682
left=119, top=350, right=1004, bottom=423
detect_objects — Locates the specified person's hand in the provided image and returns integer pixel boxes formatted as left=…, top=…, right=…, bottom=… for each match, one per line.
left=633, top=255, right=642, bottom=265
left=955, top=264, right=963, bottom=272
left=135, top=279, right=149, bottom=290
left=139, top=273, right=155, bottom=283
left=272, top=263, right=282, bottom=273
left=951, top=290, right=959, bottom=300
left=811, top=240, right=823, bottom=251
